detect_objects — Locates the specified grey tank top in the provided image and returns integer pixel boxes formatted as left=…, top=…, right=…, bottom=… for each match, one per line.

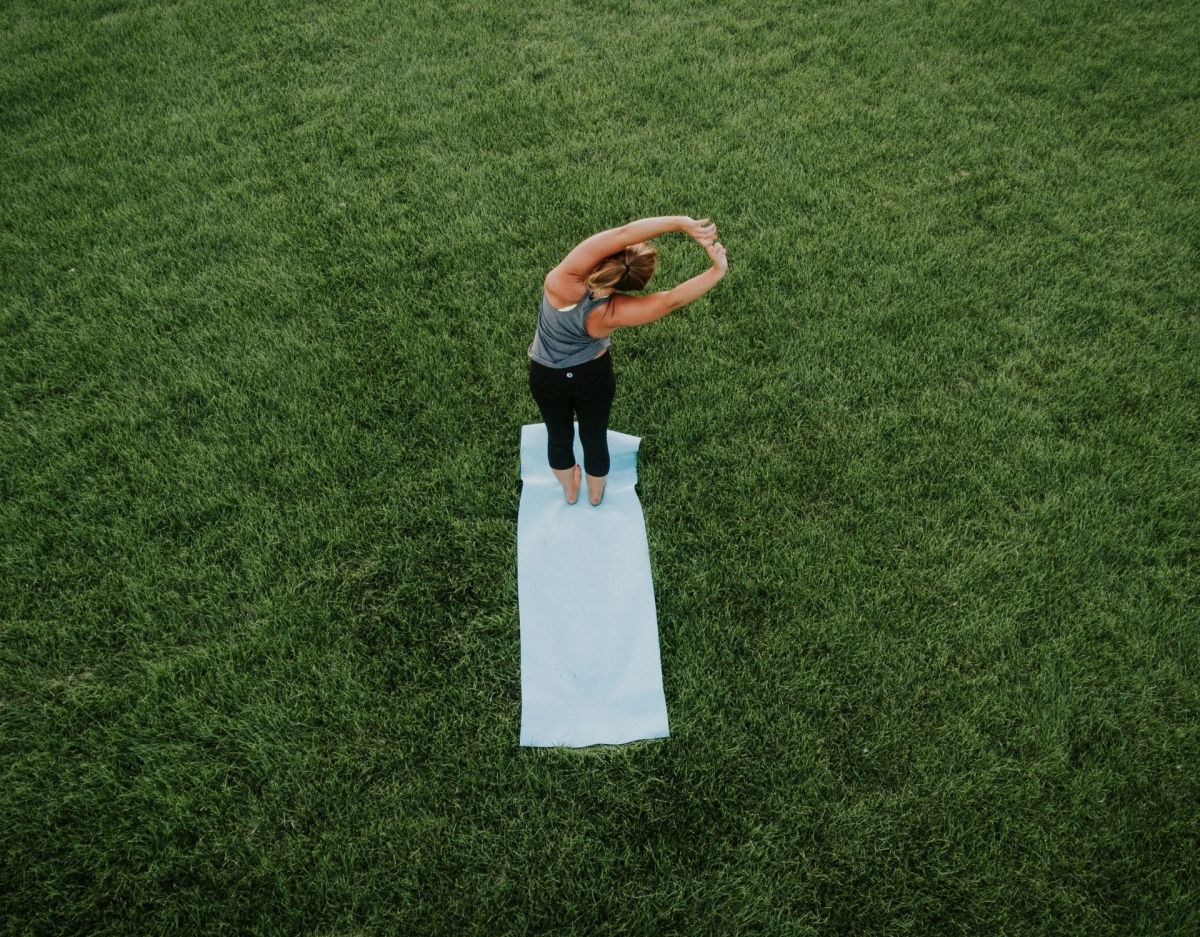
left=527, top=287, right=612, bottom=368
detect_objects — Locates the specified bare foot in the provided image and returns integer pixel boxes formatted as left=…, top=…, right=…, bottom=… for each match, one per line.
left=550, top=463, right=582, bottom=503
left=586, top=473, right=606, bottom=506
left=567, top=464, right=581, bottom=504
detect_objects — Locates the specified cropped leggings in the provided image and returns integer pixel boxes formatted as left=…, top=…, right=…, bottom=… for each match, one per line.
left=527, top=352, right=615, bottom=477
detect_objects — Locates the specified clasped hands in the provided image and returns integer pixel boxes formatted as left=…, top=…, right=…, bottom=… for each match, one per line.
left=679, top=216, right=727, bottom=275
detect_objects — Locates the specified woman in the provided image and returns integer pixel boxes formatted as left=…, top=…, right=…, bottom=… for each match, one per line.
left=527, top=215, right=728, bottom=505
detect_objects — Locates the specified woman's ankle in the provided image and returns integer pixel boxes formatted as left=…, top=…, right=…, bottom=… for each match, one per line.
left=585, top=473, right=606, bottom=501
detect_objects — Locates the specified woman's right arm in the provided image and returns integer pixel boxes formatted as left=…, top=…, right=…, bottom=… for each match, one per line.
left=602, top=240, right=727, bottom=331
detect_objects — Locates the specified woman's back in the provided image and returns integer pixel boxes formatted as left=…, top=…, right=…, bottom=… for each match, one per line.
left=527, top=287, right=613, bottom=369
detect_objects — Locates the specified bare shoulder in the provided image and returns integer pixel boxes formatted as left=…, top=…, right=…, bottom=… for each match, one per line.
left=544, top=270, right=587, bottom=310
left=585, top=295, right=618, bottom=339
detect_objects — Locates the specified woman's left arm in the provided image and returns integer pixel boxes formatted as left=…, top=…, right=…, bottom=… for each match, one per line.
left=621, top=215, right=688, bottom=244
left=549, top=216, right=686, bottom=281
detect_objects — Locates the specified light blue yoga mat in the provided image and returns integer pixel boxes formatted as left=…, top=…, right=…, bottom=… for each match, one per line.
left=517, top=422, right=670, bottom=747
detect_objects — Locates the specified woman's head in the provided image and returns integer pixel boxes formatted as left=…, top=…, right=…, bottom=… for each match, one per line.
left=586, top=242, right=657, bottom=293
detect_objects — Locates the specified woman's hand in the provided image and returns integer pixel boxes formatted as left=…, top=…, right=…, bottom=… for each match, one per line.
left=682, top=217, right=725, bottom=274
left=681, top=216, right=718, bottom=245
left=704, top=239, right=728, bottom=276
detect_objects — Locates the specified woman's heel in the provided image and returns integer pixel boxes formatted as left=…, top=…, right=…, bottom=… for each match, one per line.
left=586, top=473, right=606, bottom=506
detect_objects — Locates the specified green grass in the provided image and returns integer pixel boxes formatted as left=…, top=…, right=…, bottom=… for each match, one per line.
left=2, top=0, right=1198, bottom=932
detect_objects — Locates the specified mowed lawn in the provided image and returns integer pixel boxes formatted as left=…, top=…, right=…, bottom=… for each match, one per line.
left=2, top=0, right=1197, bottom=933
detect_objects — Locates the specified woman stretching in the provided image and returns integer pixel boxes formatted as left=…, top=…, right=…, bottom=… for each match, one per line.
left=527, top=215, right=728, bottom=505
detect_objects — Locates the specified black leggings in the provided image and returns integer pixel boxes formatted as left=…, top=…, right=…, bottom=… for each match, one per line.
left=528, top=352, right=616, bottom=477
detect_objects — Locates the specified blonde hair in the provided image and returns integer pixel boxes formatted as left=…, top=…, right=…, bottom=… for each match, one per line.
left=586, top=242, right=657, bottom=293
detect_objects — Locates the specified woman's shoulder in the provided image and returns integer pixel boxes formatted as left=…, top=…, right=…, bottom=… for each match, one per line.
left=544, top=293, right=579, bottom=312
left=544, top=272, right=589, bottom=311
